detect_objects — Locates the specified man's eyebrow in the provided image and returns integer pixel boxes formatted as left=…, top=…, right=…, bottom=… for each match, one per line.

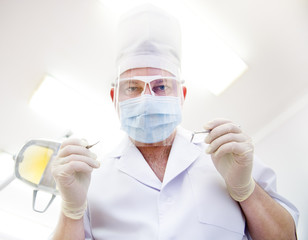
left=128, top=80, right=143, bottom=84
left=119, top=79, right=142, bottom=86
left=152, top=78, right=164, bottom=83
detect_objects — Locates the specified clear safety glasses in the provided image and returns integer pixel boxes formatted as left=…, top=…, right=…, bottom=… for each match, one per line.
left=116, top=75, right=182, bottom=102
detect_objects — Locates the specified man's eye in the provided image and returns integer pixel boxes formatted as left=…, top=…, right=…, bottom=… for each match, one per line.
left=153, top=84, right=168, bottom=92
left=127, top=87, right=138, bottom=92
left=157, top=85, right=166, bottom=91
left=126, top=86, right=143, bottom=95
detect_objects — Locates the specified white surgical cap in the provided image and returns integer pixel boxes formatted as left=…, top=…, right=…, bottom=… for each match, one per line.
left=116, top=4, right=182, bottom=77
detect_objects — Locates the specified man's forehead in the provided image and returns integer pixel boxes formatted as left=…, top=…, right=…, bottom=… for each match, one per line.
left=120, top=67, right=174, bottom=78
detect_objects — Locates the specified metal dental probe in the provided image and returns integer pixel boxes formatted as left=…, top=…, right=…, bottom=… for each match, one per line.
left=86, top=141, right=100, bottom=149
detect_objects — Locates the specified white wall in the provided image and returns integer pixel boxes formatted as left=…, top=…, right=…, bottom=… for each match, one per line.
left=255, top=102, right=308, bottom=239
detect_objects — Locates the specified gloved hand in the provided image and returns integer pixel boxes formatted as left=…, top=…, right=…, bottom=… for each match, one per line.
left=51, top=138, right=100, bottom=219
left=204, top=119, right=255, bottom=202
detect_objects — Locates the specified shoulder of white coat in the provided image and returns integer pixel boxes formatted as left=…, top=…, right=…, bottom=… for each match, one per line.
left=252, top=155, right=277, bottom=185
left=251, top=155, right=300, bottom=225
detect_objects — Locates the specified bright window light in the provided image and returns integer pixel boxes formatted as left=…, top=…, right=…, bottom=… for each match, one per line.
left=99, top=0, right=248, bottom=95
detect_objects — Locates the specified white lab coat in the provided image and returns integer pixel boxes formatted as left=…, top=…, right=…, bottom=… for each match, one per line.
left=84, top=127, right=299, bottom=240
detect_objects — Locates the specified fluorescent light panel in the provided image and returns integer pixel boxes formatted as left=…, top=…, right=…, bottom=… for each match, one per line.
left=29, top=75, right=92, bottom=130
left=29, top=75, right=97, bottom=128
left=29, top=75, right=123, bottom=155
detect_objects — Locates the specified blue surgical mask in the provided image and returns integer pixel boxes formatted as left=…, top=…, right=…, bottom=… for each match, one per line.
left=119, top=95, right=182, bottom=144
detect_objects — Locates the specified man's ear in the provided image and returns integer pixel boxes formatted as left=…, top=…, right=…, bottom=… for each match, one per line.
left=182, top=86, right=187, bottom=100
left=110, top=88, right=115, bottom=101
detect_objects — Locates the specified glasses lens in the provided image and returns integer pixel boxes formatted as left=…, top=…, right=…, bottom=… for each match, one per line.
left=118, top=79, right=145, bottom=101
left=18, top=145, right=54, bottom=185
left=149, top=78, right=179, bottom=96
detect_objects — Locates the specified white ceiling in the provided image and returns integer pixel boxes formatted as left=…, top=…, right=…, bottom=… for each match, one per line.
left=0, top=0, right=308, bottom=155
left=0, top=0, right=307, bottom=239
left=0, top=0, right=308, bottom=156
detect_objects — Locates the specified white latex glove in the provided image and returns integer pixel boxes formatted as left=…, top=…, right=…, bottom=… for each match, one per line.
left=51, top=138, right=100, bottom=219
left=204, top=119, right=255, bottom=202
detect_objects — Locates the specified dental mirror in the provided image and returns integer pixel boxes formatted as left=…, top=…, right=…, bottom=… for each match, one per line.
left=15, top=139, right=61, bottom=212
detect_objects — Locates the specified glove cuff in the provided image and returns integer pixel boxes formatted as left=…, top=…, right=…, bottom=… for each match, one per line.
left=227, top=178, right=256, bottom=202
left=62, top=201, right=87, bottom=220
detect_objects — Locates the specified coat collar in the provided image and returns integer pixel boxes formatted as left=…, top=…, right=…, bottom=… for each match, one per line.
left=109, top=127, right=205, bottom=190
left=162, top=127, right=204, bottom=188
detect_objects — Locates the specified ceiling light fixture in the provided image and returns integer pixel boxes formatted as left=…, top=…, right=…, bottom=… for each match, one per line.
left=29, top=75, right=123, bottom=153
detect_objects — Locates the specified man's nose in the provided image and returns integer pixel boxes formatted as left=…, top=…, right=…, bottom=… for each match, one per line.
left=143, top=83, right=152, bottom=95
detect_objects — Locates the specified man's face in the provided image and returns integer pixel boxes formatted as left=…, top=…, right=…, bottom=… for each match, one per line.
left=110, top=67, right=187, bottom=145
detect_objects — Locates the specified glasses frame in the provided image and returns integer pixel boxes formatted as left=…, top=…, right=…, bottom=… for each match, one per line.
left=113, top=75, right=184, bottom=98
